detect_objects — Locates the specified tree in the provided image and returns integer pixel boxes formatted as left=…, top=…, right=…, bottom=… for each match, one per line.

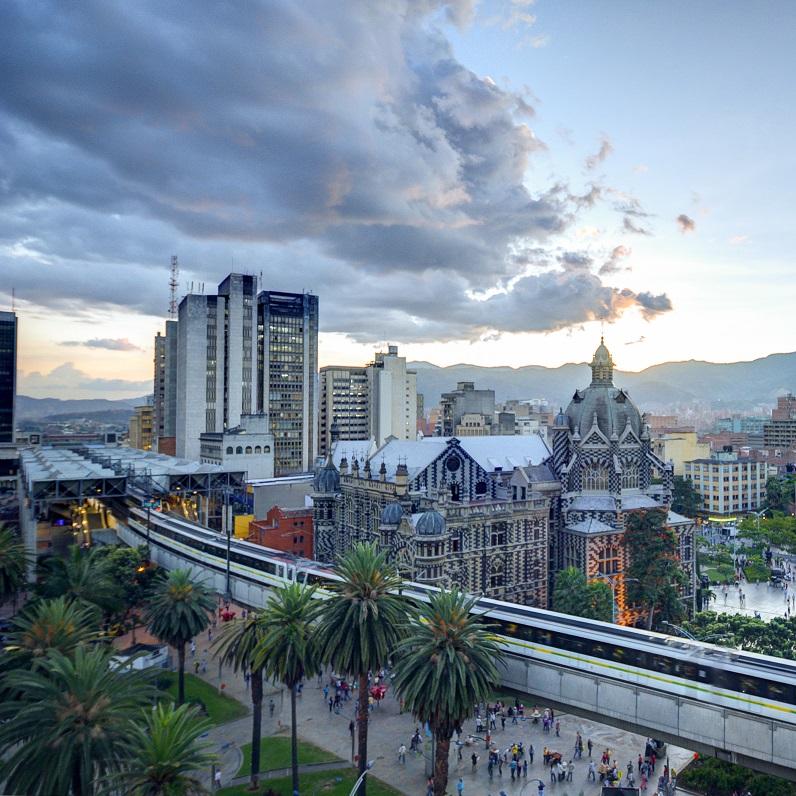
left=766, top=475, right=796, bottom=514
left=316, top=543, right=409, bottom=796
left=252, top=583, right=320, bottom=796
left=0, top=645, right=154, bottom=795
left=36, top=545, right=122, bottom=615
left=392, top=589, right=503, bottom=796
left=144, top=569, right=213, bottom=705
left=0, top=526, right=30, bottom=611
left=552, top=567, right=614, bottom=622
left=2, top=596, right=99, bottom=671
left=671, top=476, right=702, bottom=517
left=738, top=514, right=796, bottom=554
left=212, top=612, right=269, bottom=789
left=682, top=612, right=796, bottom=659
left=625, top=509, right=687, bottom=630
left=112, top=703, right=214, bottom=796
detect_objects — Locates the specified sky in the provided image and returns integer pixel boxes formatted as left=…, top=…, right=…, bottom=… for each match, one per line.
left=1, top=0, right=794, bottom=399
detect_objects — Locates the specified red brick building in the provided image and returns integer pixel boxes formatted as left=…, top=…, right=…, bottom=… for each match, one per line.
left=248, top=506, right=313, bottom=557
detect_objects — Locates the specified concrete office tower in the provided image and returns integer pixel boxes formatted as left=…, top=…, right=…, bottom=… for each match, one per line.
left=257, top=291, right=318, bottom=475
left=319, top=366, right=369, bottom=457
left=0, top=311, right=17, bottom=486
left=367, top=345, right=417, bottom=446
left=153, top=319, right=177, bottom=450
left=175, top=274, right=258, bottom=460
left=437, top=381, right=495, bottom=436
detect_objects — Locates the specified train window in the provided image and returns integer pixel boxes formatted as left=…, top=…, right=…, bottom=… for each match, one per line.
left=535, top=630, right=553, bottom=646
left=650, top=655, right=673, bottom=674
left=766, top=682, right=796, bottom=705
left=590, top=643, right=607, bottom=660
left=501, top=622, right=520, bottom=638
left=738, top=677, right=765, bottom=697
left=611, top=647, right=626, bottom=662
left=673, top=662, right=699, bottom=679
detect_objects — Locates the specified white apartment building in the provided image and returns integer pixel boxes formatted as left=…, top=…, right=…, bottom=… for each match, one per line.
left=683, top=448, right=770, bottom=515
left=367, top=345, right=417, bottom=446
left=319, top=366, right=369, bottom=457
left=199, top=413, right=274, bottom=480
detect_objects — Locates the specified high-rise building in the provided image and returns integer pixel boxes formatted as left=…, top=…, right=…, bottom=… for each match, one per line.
left=0, top=311, right=18, bottom=485
left=257, top=291, right=318, bottom=475
left=175, top=274, right=259, bottom=460
left=763, top=393, right=796, bottom=449
left=153, top=319, right=177, bottom=451
left=319, top=366, right=369, bottom=457
left=367, top=345, right=417, bottom=446
left=128, top=405, right=154, bottom=451
left=437, top=381, right=495, bottom=436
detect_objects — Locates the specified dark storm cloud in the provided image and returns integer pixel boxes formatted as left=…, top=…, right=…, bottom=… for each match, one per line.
left=676, top=213, right=696, bottom=233
left=0, top=0, right=671, bottom=342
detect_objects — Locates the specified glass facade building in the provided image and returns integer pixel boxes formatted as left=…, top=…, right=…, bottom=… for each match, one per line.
left=0, top=311, right=16, bottom=445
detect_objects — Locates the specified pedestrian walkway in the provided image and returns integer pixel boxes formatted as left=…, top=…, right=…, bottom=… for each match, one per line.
left=707, top=578, right=796, bottom=621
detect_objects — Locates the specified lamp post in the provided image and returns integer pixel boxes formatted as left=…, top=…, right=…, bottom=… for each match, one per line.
left=520, top=778, right=546, bottom=795
left=660, top=620, right=731, bottom=644
left=347, top=760, right=374, bottom=796
left=593, top=573, right=639, bottom=624
left=222, top=487, right=232, bottom=601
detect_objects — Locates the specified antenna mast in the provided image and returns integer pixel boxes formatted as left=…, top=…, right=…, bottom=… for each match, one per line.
left=169, top=255, right=179, bottom=319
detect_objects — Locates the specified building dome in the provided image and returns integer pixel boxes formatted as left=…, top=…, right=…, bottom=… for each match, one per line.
left=415, top=510, right=446, bottom=536
left=380, top=502, right=404, bottom=526
left=564, top=339, right=642, bottom=439
left=314, top=456, right=340, bottom=493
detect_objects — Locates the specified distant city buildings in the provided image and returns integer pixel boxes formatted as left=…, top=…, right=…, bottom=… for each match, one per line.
left=0, top=311, right=18, bottom=485
left=318, top=345, right=417, bottom=455
left=128, top=404, right=153, bottom=451
left=437, top=381, right=495, bottom=436
left=156, top=273, right=318, bottom=477
left=683, top=447, right=770, bottom=515
left=764, top=393, right=796, bottom=449
left=652, top=430, right=710, bottom=476
left=199, top=413, right=274, bottom=480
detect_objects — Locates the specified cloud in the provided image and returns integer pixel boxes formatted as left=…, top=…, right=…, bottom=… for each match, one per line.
left=60, top=337, right=142, bottom=352
left=625, top=335, right=646, bottom=345
left=623, top=217, right=652, bottom=236
left=676, top=213, right=696, bottom=233
left=729, top=235, right=748, bottom=245
left=633, top=164, right=649, bottom=174
left=585, top=136, right=614, bottom=170
left=635, top=291, right=672, bottom=319
left=19, top=362, right=151, bottom=398
left=599, top=245, right=632, bottom=275
left=0, top=1, right=670, bottom=347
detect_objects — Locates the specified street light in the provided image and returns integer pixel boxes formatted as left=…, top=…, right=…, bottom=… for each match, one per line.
left=592, top=573, right=639, bottom=624
left=661, top=620, right=731, bottom=644
left=347, top=760, right=374, bottom=796
left=519, top=779, right=546, bottom=796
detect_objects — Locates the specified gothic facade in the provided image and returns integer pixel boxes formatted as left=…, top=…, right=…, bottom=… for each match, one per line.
left=312, top=436, right=552, bottom=606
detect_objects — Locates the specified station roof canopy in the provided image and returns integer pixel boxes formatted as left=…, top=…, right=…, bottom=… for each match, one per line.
left=20, top=445, right=247, bottom=503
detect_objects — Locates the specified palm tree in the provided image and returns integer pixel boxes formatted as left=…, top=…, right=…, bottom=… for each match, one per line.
left=0, top=645, right=155, bottom=795
left=212, top=612, right=268, bottom=789
left=252, top=583, right=320, bottom=796
left=315, top=543, right=409, bottom=796
left=37, top=544, right=122, bottom=614
left=391, top=588, right=503, bottom=796
left=0, top=525, right=30, bottom=612
left=144, top=569, right=213, bottom=705
left=2, top=596, right=99, bottom=669
left=113, top=703, right=214, bottom=795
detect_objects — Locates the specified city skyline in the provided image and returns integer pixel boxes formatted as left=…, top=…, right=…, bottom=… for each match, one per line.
left=2, top=1, right=795, bottom=399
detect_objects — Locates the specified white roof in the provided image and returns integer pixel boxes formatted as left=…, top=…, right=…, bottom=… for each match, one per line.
left=667, top=509, right=694, bottom=525
left=566, top=518, right=616, bottom=534
left=622, top=493, right=660, bottom=510
left=570, top=495, right=616, bottom=512
left=331, top=439, right=377, bottom=468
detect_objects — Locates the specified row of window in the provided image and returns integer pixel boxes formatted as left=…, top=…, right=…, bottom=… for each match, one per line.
left=224, top=445, right=271, bottom=455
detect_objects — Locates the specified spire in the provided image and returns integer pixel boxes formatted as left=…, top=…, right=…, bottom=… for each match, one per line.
left=590, top=337, right=614, bottom=386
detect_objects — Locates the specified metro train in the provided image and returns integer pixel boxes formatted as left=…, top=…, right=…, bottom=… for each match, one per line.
left=119, top=498, right=796, bottom=726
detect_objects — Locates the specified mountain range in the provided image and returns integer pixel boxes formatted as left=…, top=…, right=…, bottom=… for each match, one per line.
left=410, top=351, right=796, bottom=410
left=15, top=351, right=796, bottom=421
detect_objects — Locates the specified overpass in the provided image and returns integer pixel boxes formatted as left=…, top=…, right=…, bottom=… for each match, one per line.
left=112, top=510, right=796, bottom=783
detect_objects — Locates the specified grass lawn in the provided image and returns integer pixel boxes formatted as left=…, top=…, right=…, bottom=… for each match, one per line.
left=237, top=736, right=340, bottom=778
left=159, top=671, right=248, bottom=725
left=219, top=769, right=401, bottom=796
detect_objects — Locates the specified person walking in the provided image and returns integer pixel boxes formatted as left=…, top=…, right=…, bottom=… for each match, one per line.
left=456, top=777, right=464, bottom=796
left=587, top=738, right=593, bottom=757
left=397, top=743, right=406, bottom=764
left=471, top=752, right=479, bottom=772
left=528, top=743, right=534, bottom=764
left=213, top=769, right=222, bottom=790
left=588, top=760, right=596, bottom=781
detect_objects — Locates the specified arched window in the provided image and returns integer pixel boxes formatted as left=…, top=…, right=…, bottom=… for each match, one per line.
left=584, top=463, right=609, bottom=492
left=226, top=446, right=233, bottom=455
left=245, top=446, right=253, bottom=454
left=254, top=446, right=261, bottom=454
left=236, top=446, right=243, bottom=455
left=264, top=446, right=271, bottom=453
left=622, top=462, right=639, bottom=490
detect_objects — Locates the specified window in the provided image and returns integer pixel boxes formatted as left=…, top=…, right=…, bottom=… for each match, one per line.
left=584, top=464, right=609, bottom=492
left=245, top=446, right=253, bottom=454
left=621, top=463, right=639, bottom=490
left=226, top=446, right=233, bottom=455
left=597, top=545, right=621, bottom=575
left=255, top=446, right=261, bottom=454
left=264, top=446, right=271, bottom=453
left=236, top=446, right=243, bottom=455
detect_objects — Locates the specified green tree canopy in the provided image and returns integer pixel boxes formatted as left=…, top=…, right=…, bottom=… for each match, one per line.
left=682, top=612, right=796, bottom=659
left=671, top=476, right=702, bottom=517
left=392, top=588, right=503, bottom=796
left=766, top=475, right=796, bottom=513
left=316, top=543, right=410, bottom=796
left=144, top=569, right=213, bottom=705
left=112, top=703, right=214, bottom=796
left=252, top=583, right=320, bottom=796
left=552, top=567, right=614, bottom=622
left=625, top=509, right=688, bottom=629
left=0, top=526, right=30, bottom=609
left=738, top=514, right=796, bottom=554
left=36, top=545, right=122, bottom=615
left=0, top=646, right=155, bottom=795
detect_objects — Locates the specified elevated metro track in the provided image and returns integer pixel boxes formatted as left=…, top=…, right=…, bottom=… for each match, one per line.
left=108, top=496, right=796, bottom=781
